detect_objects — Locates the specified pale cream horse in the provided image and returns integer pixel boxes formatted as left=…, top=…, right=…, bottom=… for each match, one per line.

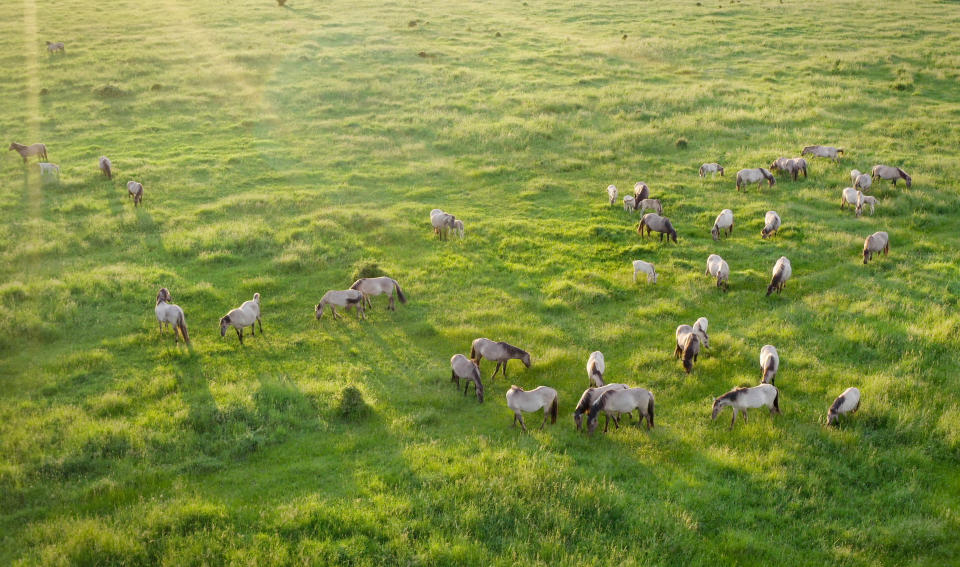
left=155, top=288, right=190, bottom=345
left=219, top=293, right=263, bottom=344
left=506, top=385, right=558, bottom=432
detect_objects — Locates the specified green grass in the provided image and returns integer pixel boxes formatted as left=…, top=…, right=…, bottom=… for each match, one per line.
left=2, top=0, right=960, bottom=564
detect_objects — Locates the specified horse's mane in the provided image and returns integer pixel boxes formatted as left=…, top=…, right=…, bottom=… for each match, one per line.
left=682, top=334, right=699, bottom=363
left=499, top=342, right=528, bottom=358
left=719, top=387, right=748, bottom=402
left=896, top=167, right=910, bottom=180
left=588, top=390, right=613, bottom=418
left=573, top=388, right=595, bottom=416
left=762, top=169, right=775, bottom=182
left=828, top=394, right=846, bottom=415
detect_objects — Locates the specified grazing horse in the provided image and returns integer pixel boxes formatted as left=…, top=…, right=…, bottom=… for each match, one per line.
left=759, top=345, right=779, bottom=384
left=506, top=385, right=558, bottom=432
left=693, top=317, right=709, bottom=349
left=127, top=181, right=143, bottom=206
left=430, top=210, right=456, bottom=240
left=705, top=254, right=730, bottom=291
left=699, top=163, right=724, bottom=178
left=450, top=354, right=484, bottom=403
left=770, top=157, right=807, bottom=180
left=735, top=168, right=775, bottom=192
left=586, top=351, right=605, bottom=387
left=828, top=387, right=860, bottom=426
left=871, top=165, right=911, bottom=188
left=638, top=213, right=677, bottom=243
left=636, top=198, right=662, bottom=215
left=633, top=182, right=650, bottom=202
left=573, top=383, right=629, bottom=431
left=801, top=145, right=844, bottom=163
left=674, top=325, right=701, bottom=373
left=841, top=187, right=864, bottom=217
left=9, top=142, right=47, bottom=163
left=632, top=260, right=657, bottom=284
left=761, top=210, right=781, bottom=239
left=862, top=231, right=889, bottom=264
left=851, top=169, right=872, bottom=192
left=711, top=209, right=734, bottom=241
left=46, top=41, right=65, bottom=54
left=586, top=388, right=654, bottom=435
left=766, top=256, right=792, bottom=296
left=857, top=193, right=877, bottom=216
left=219, top=293, right=262, bottom=344
left=607, top=184, right=618, bottom=205
left=350, top=276, right=407, bottom=310
left=36, top=163, right=60, bottom=182
left=711, top=384, right=781, bottom=429
left=452, top=219, right=465, bottom=240
left=99, top=156, right=112, bottom=179
left=315, top=289, right=365, bottom=320
left=470, top=338, right=531, bottom=379
left=155, top=288, right=190, bottom=345
left=623, top=195, right=635, bottom=211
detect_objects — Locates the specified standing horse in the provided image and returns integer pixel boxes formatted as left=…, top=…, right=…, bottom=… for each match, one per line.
left=871, top=165, right=911, bottom=188
left=506, top=385, right=558, bottom=432
left=711, top=384, right=780, bottom=429
left=219, top=293, right=262, bottom=344
left=827, top=387, right=860, bottom=425
left=315, top=289, right=366, bottom=320
left=573, top=383, right=629, bottom=431
left=760, top=344, right=779, bottom=384
left=586, top=351, right=605, bottom=387
left=450, top=354, right=484, bottom=403
left=699, top=163, right=724, bottom=178
left=9, top=142, right=47, bottom=163
left=46, top=41, right=65, bottom=54
left=632, top=260, right=657, bottom=284
left=801, top=145, right=844, bottom=163
left=350, top=276, right=407, bottom=310
left=155, top=288, right=190, bottom=346
left=766, top=256, right=792, bottom=296
left=862, top=231, right=889, bottom=264
left=586, top=388, right=654, bottom=434
left=99, top=156, right=112, bottom=179
left=693, top=317, right=709, bottom=349
left=127, top=181, right=144, bottom=206
left=607, top=184, right=618, bottom=205
left=770, top=157, right=807, bottom=180
left=470, top=338, right=531, bottom=379
left=711, top=209, right=734, bottom=241
left=705, top=254, right=730, bottom=291
left=638, top=213, right=677, bottom=243
left=674, top=325, right=701, bottom=373
left=633, top=182, right=650, bottom=202
left=761, top=210, right=781, bottom=239
left=735, top=168, right=775, bottom=192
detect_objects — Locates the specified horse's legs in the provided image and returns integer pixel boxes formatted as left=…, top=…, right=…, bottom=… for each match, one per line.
left=331, top=306, right=340, bottom=320
left=490, top=361, right=501, bottom=380
left=518, top=414, right=528, bottom=433
left=358, top=303, right=366, bottom=320
left=158, top=321, right=163, bottom=336
left=730, top=408, right=738, bottom=429
left=236, top=327, right=243, bottom=344
left=257, top=317, right=263, bottom=334
left=741, top=409, right=748, bottom=423
left=539, top=408, right=548, bottom=430
left=249, top=322, right=254, bottom=336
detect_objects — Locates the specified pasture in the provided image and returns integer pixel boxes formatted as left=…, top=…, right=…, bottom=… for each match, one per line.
left=2, top=0, right=960, bottom=564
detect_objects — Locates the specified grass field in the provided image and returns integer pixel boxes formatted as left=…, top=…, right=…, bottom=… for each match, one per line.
left=2, top=0, right=960, bottom=564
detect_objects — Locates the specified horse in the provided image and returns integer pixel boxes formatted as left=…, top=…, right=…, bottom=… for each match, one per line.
left=127, top=181, right=143, bottom=206
left=586, top=351, right=605, bottom=387
left=699, top=163, right=724, bottom=178
left=863, top=231, right=889, bottom=264
left=851, top=169, right=872, bottom=192
left=607, top=184, right=618, bottom=205
left=506, top=385, right=558, bottom=432
left=801, top=145, right=844, bottom=163
left=761, top=210, right=781, bottom=239
left=871, top=165, right=911, bottom=188
left=99, top=156, right=112, bottom=179
left=827, top=387, right=860, bottom=426
left=219, top=293, right=262, bottom=344
left=841, top=187, right=864, bottom=217
left=573, top=383, right=629, bottom=431
left=430, top=211, right=456, bottom=240
left=36, top=162, right=60, bottom=182
left=636, top=198, right=662, bottom=215
left=350, top=276, right=407, bottom=310
left=632, top=260, right=657, bottom=284
left=674, top=325, right=701, bottom=373
left=693, top=317, right=709, bottom=349
left=638, top=213, right=677, bottom=243
left=450, top=354, right=484, bottom=403
left=452, top=219, right=465, bottom=239
left=766, top=256, right=792, bottom=296
left=46, top=41, right=65, bottom=54
left=633, top=182, right=650, bottom=202
left=8, top=142, right=47, bottom=163
left=155, top=288, right=190, bottom=345
left=705, top=254, right=729, bottom=291
left=857, top=194, right=877, bottom=216
left=770, top=157, right=807, bottom=180
left=759, top=345, right=779, bottom=384
left=711, top=209, right=734, bottom=241
left=586, top=387, right=654, bottom=435
left=711, top=384, right=780, bottom=429
left=623, top=195, right=635, bottom=211
left=735, top=168, right=775, bottom=192
left=315, top=289, right=366, bottom=320
left=470, top=338, right=531, bottom=379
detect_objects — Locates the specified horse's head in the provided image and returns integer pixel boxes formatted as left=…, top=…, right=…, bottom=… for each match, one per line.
left=761, top=227, right=771, bottom=239
left=711, top=398, right=722, bottom=420
left=669, top=226, right=678, bottom=243
left=253, top=292, right=260, bottom=303
left=574, top=412, right=584, bottom=431
left=718, top=166, right=724, bottom=176
left=475, top=382, right=484, bottom=403
left=711, top=225, right=720, bottom=241
left=900, top=170, right=912, bottom=187
left=838, top=148, right=845, bottom=156
left=156, top=287, right=171, bottom=304
left=315, top=302, right=324, bottom=319
left=649, top=269, right=657, bottom=284
left=862, top=249, right=870, bottom=265
left=219, top=316, right=230, bottom=337
left=586, top=413, right=600, bottom=435
left=7, top=143, right=16, bottom=151
left=521, top=352, right=531, bottom=368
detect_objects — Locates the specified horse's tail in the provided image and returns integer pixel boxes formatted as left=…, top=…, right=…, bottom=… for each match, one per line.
left=177, top=312, right=190, bottom=345
left=549, top=394, right=558, bottom=424
left=647, top=395, right=655, bottom=429
left=767, top=268, right=783, bottom=297
left=104, top=161, right=112, bottom=179
left=773, top=388, right=781, bottom=413
left=393, top=280, right=407, bottom=304
left=135, top=185, right=143, bottom=205
left=470, top=342, right=477, bottom=360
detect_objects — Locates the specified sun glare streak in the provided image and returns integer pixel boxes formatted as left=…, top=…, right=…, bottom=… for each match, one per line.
left=22, top=0, right=41, bottom=221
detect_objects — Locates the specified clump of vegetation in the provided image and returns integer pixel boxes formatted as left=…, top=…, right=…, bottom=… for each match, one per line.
left=675, top=137, right=689, bottom=149
left=337, top=386, right=371, bottom=420
left=94, top=84, right=126, bottom=98
left=351, top=259, right=386, bottom=280
left=892, top=67, right=914, bottom=91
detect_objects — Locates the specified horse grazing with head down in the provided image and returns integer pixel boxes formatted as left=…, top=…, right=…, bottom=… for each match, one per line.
left=638, top=213, right=677, bottom=243
left=761, top=211, right=781, bottom=239
left=699, top=163, right=724, bottom=178
left=470, top=338, right=531, bottom=380
left=766, top=256, right=792, bottom=296
left=711, top=384, right=781, bottom=429
left=674, top=325, right=701, bottom=373
left=711, top=209, right=734, bottom=241
left=759, top=345, right=779, bottom=384
left=586, top=351, right=605, bottom=387
left=350, top=276, right=406, bottom=311
left=127, top=181, right=144, bottom=206
left=633, top=182, right=650, bottom=202
left=632, top=260, right=657, bottom=284
left=736, top=168, right=775, bottom=192
left=220, top=293, right=262, bottom=344
left=827, top=387, right=860, bottom=426
left=506, top=385, right=557, bottom=432
left=586, top=388, right=654, bottom=435
left=315, top=289, right=365, bottom=320
left=862, top=231, right=889, bottom=264
left=606, top=185, right=618, bottom=205
left=573, top=383, right=629, bottom=431
left=450, top=354, right=484, bottom=403
left=871, top=165, right=911, bottom=188
left=770, top=157, right=807, bottom=181
left=705, top=254, right=730, bottom=291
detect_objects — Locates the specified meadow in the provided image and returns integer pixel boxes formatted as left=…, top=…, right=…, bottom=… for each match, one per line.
left=2, top=0, right=960, bottom=564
